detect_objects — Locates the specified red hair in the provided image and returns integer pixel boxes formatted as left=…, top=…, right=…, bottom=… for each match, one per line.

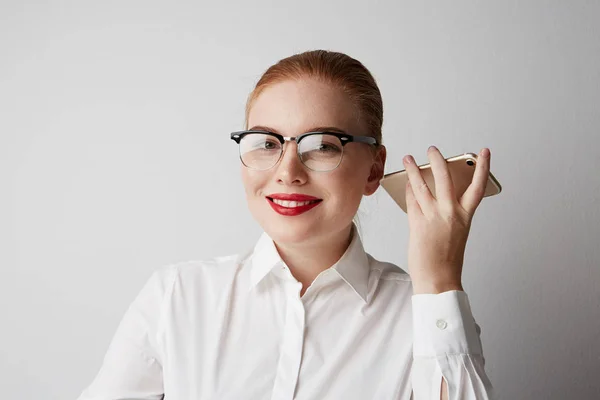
left=244, top=50, right=384, bottom=144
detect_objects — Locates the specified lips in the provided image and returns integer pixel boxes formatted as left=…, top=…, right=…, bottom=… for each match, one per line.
left=266, top=193, right=323, bottom=216
left=267, top=193, right=322, bottom=201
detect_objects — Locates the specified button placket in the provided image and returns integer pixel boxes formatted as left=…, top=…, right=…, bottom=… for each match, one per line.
left=270, top=281, right=306, bottom=400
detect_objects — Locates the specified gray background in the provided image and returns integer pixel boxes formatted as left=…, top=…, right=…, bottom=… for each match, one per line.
left=1, top=1, right=599, bottom=399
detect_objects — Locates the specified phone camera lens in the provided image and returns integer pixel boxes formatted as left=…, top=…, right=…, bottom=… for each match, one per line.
left=466, top=159, right=475, bottom=166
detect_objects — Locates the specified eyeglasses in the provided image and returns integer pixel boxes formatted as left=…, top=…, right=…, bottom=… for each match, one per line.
left=230, top=130, right=379, bottom=172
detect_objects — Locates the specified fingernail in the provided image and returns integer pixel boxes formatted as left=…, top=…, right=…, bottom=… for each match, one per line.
left=480, top=148, right=490, bottom=157
left=428, top=145, right=437, bottom=152
left=404, top=155, right=413, bottom=164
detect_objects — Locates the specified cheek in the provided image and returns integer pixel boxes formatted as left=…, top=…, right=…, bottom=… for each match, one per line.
left=329, top=154, right=372, bottom=205
left=241, top=168, right=265, bottom=197
left=324, top=168, right=368, bottom=208
left=240, top=168, right=251, bottom=193
left=240, top=169, right=268, bottom=221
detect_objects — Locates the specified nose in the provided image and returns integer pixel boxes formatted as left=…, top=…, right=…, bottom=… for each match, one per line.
left=274, top=140, right=308, bottom=185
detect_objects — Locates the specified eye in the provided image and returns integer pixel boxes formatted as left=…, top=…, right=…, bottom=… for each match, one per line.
left=254, top=138, right=281, bottom=151
left=243, top=133, right=281, bottom=151
left=316, top=143, right=341, bottom=152
left=263, top=140, right=279, bottom=149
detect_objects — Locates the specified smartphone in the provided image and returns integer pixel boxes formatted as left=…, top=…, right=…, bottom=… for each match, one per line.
left=379, top=152, right=502, bottom=213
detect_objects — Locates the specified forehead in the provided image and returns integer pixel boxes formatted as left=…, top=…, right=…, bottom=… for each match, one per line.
left=248, top=78, right=363, bottom=135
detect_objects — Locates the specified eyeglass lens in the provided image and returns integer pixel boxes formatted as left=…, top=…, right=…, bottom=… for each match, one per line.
left=239, top=133, right=343, bottom=171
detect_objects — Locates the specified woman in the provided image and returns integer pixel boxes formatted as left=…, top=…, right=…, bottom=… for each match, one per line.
left=78, top=50, right=495, bottom=399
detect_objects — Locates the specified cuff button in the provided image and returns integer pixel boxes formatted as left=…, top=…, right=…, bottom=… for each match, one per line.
left=436, top=319, right=448, bottom=330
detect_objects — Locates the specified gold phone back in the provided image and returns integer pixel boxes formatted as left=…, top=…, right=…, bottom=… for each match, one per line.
left=380, top=153, right=502, bottom=213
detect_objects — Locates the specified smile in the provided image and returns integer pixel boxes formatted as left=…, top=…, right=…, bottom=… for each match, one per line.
left=266, top=196, right=323, bottom=216
left=270, top=199, right=320, bottom=208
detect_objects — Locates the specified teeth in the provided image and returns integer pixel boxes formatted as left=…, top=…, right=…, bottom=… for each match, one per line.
left=271, top=198, right=319, bottom=208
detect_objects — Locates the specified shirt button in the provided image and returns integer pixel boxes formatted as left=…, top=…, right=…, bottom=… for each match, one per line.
left=436, top=319, right=448, bottom=330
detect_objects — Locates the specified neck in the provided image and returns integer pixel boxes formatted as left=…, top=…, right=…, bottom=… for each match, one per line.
left=273, top=223, right=354, bottom=296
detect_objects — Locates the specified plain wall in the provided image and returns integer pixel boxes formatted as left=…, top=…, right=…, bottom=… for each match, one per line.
left=1, top=1, right=599, bottom=399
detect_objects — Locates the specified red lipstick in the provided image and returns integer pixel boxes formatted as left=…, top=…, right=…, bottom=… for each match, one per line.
left=266, top=193, right=323, bottom=216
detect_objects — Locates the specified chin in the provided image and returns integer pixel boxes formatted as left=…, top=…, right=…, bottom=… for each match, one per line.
left=260, top=217, right=322, bottom=245
left=249, top=199, right=353, bottom=245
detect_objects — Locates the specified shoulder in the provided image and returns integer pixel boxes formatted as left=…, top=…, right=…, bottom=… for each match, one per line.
left=366, top=253, right=412, bottom=285
left=151, top=248, right=253, bottom=289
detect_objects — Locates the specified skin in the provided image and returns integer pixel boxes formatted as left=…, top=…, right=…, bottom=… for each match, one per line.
left=241, top=77, right=492, bottom=400
left=403, top=146, right=491, bottom=296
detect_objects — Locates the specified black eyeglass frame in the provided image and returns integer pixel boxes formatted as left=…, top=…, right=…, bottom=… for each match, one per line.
left=229, top=129, right=380, bottom=171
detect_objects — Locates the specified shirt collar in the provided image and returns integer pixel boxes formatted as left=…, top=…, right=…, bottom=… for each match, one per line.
left=248, top=223, right=370, bottom=303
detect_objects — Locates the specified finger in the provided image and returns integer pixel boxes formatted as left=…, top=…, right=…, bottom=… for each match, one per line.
left=460, top=148, right=491, bottom=215
left=405, top=179, right=422, bottom=217
left=427, top=146, right=456, bottom=206
left=403, top=154, right=435, bottom=215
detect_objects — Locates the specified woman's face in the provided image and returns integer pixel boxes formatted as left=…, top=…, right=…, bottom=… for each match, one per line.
left=242, top=78, right=386, bottom=245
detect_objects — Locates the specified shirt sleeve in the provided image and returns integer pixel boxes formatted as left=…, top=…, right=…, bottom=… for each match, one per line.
left=77, top=265, right=176, bottom=400
left=410, top=290, right=496, bottom=400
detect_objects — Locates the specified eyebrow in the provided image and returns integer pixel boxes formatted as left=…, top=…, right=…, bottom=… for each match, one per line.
left=248, top=125, right=349, bottom=135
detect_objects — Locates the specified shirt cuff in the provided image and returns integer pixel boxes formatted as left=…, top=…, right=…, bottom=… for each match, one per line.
left=412, top=290, right=483, bottom=358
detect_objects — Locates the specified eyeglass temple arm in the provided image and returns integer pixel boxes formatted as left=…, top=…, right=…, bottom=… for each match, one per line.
left=350, top=136, right=379, bottom=145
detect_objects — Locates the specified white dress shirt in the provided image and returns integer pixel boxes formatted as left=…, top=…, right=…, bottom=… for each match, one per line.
left=78, top=224, right=495, bottom=399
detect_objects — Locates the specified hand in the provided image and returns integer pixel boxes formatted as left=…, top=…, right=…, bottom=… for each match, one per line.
left=403, top=146, right=491, bottom=295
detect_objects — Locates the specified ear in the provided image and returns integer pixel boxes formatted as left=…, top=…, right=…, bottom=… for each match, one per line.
left=364, top=145, right=387, bottom=196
